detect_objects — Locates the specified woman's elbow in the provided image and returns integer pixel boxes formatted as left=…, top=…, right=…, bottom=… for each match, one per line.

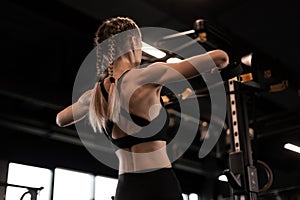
left=56, top=113, right=65, bottom=127
left=56, top=111, right=71, bottom=127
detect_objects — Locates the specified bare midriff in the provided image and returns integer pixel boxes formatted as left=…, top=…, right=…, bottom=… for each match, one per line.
left=115, top=140, right=172, bottom=174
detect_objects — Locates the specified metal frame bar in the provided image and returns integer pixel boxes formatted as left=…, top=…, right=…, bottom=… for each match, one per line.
left=225, top=80, right=259, bottom=200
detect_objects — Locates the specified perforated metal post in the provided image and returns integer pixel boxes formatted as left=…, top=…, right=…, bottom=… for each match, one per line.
left=225, top=79, right=259, bottom=200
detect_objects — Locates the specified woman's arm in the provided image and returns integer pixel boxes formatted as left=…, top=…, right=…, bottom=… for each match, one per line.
left=56, top=89, right=93, bottom=127
left=131, top=49, right=229, bottom=85
left=166, top=49, right=229, bottom=79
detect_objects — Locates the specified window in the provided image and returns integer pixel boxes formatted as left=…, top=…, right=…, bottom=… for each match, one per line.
left=182, top=193, right=189, bottom=200
left=53, top=168, right=94, bottom=200
left=189, top=193, right=199, bottom=200
left=95, top=176, right=118, bottom=200
left=6, top=163, right=52, bottom=200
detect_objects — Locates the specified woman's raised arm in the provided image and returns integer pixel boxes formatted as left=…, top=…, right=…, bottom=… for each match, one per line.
left=56, top=89, right=93, bottom=127
left=128, top=49, right=229, bottom=86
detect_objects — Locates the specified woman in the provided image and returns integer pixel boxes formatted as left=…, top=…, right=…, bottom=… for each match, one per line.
left=56, top=16, right=229, bottom=200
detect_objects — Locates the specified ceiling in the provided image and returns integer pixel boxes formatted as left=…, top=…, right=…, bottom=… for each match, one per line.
left=1, top=0, right=300, bottom=198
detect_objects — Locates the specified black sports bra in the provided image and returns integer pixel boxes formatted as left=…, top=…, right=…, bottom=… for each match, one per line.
left=99, top=70, right=170, bottom=149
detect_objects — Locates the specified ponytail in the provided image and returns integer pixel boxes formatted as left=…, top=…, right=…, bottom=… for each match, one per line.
left=88, top=82, right=107, bottom=133
left=107, top=80, right=121, bottom=124
left=89, top=79, right=121, bottom=133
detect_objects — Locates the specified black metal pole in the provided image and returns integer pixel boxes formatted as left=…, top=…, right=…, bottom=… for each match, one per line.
left=225, top=80, right=259, bottom=200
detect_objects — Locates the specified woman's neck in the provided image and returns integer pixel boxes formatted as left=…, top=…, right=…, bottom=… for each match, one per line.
left=112, top=57, right=138, bottom=78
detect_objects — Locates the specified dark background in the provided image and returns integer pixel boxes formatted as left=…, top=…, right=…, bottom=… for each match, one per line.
left=1, top=0, right=300, bottom=199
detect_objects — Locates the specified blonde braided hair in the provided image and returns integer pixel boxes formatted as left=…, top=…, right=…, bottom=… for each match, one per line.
left=89, top=17, right=140, bottom=133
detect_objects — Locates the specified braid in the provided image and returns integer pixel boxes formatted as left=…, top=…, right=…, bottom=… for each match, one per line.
left=107, top=34, right=119, bottom=121
left=108, top=35, right=116, bottom=66
left=96, top=45, right=108, bottom=80
left=90, top=16, right=140, bottom=132
left=107, top=35, right=116, bottom=82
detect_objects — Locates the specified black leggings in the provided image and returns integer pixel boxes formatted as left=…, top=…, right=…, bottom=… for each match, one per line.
left=114, top=168, right=183, bottom=200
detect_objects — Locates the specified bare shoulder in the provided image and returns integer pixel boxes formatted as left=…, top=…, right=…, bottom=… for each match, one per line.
left=122, top=62, right=172, bottom=81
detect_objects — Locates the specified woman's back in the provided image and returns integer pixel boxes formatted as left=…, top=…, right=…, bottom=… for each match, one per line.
left=101, top=69, right=172, bottom=173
